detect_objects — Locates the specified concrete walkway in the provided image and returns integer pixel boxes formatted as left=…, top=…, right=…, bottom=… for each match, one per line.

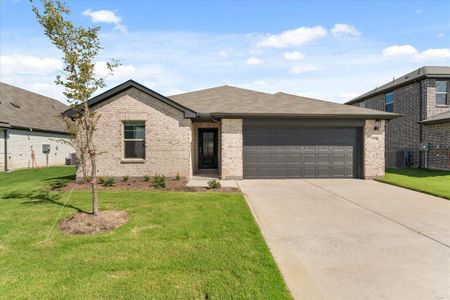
left=238, top=179, right=450, bottom=300
left=186, top=173, right=238, bottom=188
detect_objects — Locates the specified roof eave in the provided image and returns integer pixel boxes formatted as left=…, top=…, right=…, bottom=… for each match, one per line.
left=346, top=73, right=450, bottom=104
left=210, top=112, right=400, bottom=120
left=418, top=118, right=450, bottom=125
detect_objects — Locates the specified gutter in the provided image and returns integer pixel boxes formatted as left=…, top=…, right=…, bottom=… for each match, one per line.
left=3, top=129, right=7, bottom=172
left=209, top=112, right=401, bottom=120
left=7, top=125, right=69, bottom=135
left=418, top=118, right=450, bottom=125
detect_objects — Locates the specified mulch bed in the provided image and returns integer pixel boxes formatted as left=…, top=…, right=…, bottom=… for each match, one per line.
left=59, top=210, right=128, bottom=235
left=62, top=178, right=240, bottom=192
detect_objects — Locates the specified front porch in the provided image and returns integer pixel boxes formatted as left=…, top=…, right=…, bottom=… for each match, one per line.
left=186, top=169, right=239, bottom=188
left=191, top=119, right=243, bottom=180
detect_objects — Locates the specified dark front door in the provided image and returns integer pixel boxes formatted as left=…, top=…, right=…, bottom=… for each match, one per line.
left=198, top=128, right=218, bottom=169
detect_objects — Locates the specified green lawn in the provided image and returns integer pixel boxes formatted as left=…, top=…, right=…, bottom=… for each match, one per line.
left=376, top=168, right=450, bottom=200
left=0, top=167, right=291, bottom=299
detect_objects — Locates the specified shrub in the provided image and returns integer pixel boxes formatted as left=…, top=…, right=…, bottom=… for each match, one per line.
left=102, top=177, right=115, bottom=187
left=122, top=175, right=129, bottom=182
left=85, top=176, right=92, bottom=183
left=153, top=175, right=166, bottom=188
left=175, top=172, right=181, bottom=181
left=207, top=179, right=221, bottom=189
left=98, top=176, right=107, bottom=184
left=49, top=180, right=67, bottom=190
left=143, top=175, right=150, bottom=182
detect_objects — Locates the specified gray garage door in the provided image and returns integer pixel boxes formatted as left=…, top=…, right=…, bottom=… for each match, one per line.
left=243, top=120, right=362, bottom=179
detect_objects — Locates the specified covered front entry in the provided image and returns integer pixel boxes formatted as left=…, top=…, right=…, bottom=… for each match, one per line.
left=198, top=128, right=218, bottom=169
left=243, top=119, right=363, bottom=179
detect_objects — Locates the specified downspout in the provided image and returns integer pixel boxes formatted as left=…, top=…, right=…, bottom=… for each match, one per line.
left=4, top=129, right=8, bottom=172
left=418, top=80, right=423, bottom=168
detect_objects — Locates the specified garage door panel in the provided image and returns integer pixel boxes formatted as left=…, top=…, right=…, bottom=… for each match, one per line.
left=243, top=125, right=361, bottom=179
left=304, top=154, right=316, bottom=164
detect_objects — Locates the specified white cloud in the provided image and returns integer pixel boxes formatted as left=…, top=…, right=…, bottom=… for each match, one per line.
left=82, top=9, right=126, bottom=33
left=0, top=55, right=61, bottom=75
left=246, top=57, right=264, bottom=65
left=382, top=45, right=418, bottom=57
left=258, top=26, right=327, bottom=48
left=437, top=33, right=445, bottom=38
left=417, top=48, right=450, bottom=60
left=289, top=64, right=319, bottom=74
left=331, top=24, right=361, bottom=37
left=218, top=50, right=228, bottom=57
left=283, top=51, right=304, bottom=61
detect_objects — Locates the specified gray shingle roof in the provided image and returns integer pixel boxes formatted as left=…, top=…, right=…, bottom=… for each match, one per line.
left=419, top=111, right=450, bottom=125
left=346, top=66, right=450, bottom=104
left=0, top=82, right=69, bottom=133
left=170, top=85, right=398, bottom=119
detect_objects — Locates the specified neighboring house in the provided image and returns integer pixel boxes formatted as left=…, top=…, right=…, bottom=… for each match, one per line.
left=65, top=80, right=397, bottom=180
left=346, top=66, right=450, bottom=170
left=0, top=82, right=74, bottom=171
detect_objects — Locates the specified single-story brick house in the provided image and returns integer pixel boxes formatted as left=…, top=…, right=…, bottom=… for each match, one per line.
left=65, top=80, right=398, bottom=180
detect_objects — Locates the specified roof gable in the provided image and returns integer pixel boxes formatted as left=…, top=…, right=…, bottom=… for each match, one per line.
left=64, top=80, right=197, bottom=118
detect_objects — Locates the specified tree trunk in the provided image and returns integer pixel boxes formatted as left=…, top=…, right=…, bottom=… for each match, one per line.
left=89, top=151, right=99, bottom=215
left=83, top=102, right=99, bottom=216
left=81, top=154, right=87, bottom=181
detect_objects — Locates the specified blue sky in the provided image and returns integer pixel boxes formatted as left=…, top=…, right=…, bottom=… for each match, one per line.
left=1, top=0, right=449, bottom=103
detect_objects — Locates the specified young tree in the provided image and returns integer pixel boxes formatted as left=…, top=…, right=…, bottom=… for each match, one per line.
left=59, top=116, right=88, bottom=181
left=31, top=0, right=119, bottom=215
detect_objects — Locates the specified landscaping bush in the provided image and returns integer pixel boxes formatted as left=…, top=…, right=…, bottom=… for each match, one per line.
left=176, top=172, right=181, bottom=181
left=122, top=175, right=129, bottom=182
left=207, top=179, right=221, bottom=189
left=153, top=175, right=166, bottom=188
left=98, top=176, right=107, bottom=184
left=101, top=177, right=115, bottom=187
left=49, top=180, right=67, bottom=190
left=143, top=175, right=150, bottom=182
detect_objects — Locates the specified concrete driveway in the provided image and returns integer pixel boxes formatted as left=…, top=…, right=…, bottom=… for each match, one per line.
left=238, top=179, right=450, bottom=300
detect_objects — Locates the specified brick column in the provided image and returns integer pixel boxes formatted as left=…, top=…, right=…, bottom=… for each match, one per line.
left=221, top=119, right=243, bottom=179
left=364, top=120, right=386, bottom=178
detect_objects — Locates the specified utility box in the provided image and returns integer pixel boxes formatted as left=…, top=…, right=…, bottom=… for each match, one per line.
left=42, top=144, right=51, bottom=154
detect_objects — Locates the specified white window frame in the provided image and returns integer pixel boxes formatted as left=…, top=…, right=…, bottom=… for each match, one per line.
left=436, top=81, right=448, bottom=106
left=122, top=121, right=145, bottom=160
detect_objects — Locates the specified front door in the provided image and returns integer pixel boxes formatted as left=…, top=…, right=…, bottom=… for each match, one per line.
left=198, top=128, right=218, bottom=169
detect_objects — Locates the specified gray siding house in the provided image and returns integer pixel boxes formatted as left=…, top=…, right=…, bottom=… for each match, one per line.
left=65, top=80, right=397, bottom=180
left=0, top=82, right=74, bottom=171
left=346, top=66, right=450, bottom=170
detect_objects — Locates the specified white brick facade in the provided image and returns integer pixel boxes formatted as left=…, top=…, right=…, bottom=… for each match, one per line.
left=84, top=88, right=192, bottom=179
left=81, top=87, right=387, bottom=180
left=0, top=129, right=73, bottom=171
left=364, top=120, right=386, bottom=178
left=221, top=119, right=243, bottom=179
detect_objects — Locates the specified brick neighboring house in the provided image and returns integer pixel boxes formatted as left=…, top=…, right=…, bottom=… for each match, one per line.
left=65, top=80, right=397, bottom=180
left=346, top=66, right=450, bottom=170
left=0, top=82, right=74, bottom=171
